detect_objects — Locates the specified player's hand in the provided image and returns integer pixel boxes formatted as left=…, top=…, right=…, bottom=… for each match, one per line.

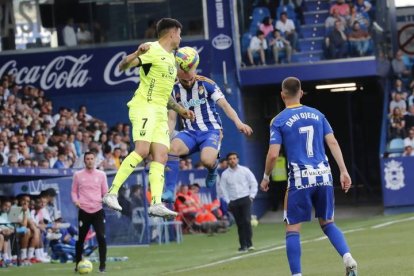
left=260, top=179, right=270, bottom=192
left=75, top=201, right=81, bottom=208
left=179, top=109, right=195, bottom=121
left=236, top=122, right=253, bottom=136
left=135, top=43, right=150, bottom=57
left=340, top=171, right=352, bottom=193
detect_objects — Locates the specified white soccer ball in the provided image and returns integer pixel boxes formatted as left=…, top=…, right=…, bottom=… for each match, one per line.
left=175, top=46, right=200, bottom=72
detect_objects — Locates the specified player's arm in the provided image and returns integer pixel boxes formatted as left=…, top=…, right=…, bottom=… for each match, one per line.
left=118, top=43, right=150, bottom=71
left=216, top=98, right=253, bottom=136
left=167, top=96, right=195, bottom=121
left=168, top=110, right=178, bottom=136
left=260, top=144, right=281, bottom=192
left=325, top=133, right=352, bottom=193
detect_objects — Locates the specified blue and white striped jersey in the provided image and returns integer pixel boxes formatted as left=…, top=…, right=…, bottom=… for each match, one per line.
left=270, top=104, right=334, bottom=189
left=172, top=75, right=224, bottom=131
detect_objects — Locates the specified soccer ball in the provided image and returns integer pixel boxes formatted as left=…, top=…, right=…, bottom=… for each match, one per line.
left=77, top=259, right=93, bottom=274
left=175, top=46, right=200, bottom=72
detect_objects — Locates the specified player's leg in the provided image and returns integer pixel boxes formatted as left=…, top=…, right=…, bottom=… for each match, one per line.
left=163, top=132, right=195, bottom=203
left=199, top=130, right=221, bottom=188
left=104, top=107, right=152, bottom=210
left=315, top=186, right=357, bottom=276
left=148, top=114, right=177, bottom=218
left=285, top=223, right=302, bottom=276
left=90, top=209, right=107, bottom=272
left=284, top=189, right=312, bottom=276
left=75, top=209, right=92, bottom=271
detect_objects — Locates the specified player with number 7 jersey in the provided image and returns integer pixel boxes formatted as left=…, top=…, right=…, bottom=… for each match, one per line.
left=270, top=104, right=334, bottom=190
left=260, top=77, right=357, bottom=276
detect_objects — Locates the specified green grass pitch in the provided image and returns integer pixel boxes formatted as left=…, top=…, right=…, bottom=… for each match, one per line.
left=5, top=213, right=414, bottom=275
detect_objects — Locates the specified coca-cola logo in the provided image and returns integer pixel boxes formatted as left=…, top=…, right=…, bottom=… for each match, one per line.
left=103, top=52, right=139, bottom=86
left=0, top=55, right=92, bottom=90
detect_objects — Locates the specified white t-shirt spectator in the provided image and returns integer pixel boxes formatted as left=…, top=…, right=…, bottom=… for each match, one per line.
left=275, top=19, right=296, bottom=33
left=63, top=25, right=77, bottom=46
left=389, top=100, right=407, bottom=114
left=404, top=136, right=414, bottom=148
left=249, top=36, right=268, bottom=51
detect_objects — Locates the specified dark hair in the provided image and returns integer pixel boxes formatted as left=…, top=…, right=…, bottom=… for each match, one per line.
left=226, top=152, right=238, bottom=160
left=256, top=30, right=264, bottom=37
left=84, top=151, right=96, bottom=161
left=156, top=18, right=182, bottom=38
left=280, top=12, right=288, bottom=17
left=282, top=77, right=301, bottom=97
left=262, top=16, right=271, bottom=25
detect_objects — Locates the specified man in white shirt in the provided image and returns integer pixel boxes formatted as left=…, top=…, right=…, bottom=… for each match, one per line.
left=275, top=12, right=298, bottom=51
left=404, top=129, right=414, bottom=148
left=247, top=30, right=268, bottom=66
left=219, top=152, right=258, bottom=253
left=63, top=18, right=77, bottom=47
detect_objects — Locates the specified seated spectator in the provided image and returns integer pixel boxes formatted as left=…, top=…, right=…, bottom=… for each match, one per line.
left=407, top=87, right=414, bottom=114
left=269, top=29, right=292, bottom=64
left=389, top=107, right=406, bottom=139
left=389, top=93, right=407, bottom=114
left=0, top=198, right=14, bottom=267
left=53, top=151, right=69, bottom=169
left=275, top=12, right=298, bottom=52
left=330, top=0, right=350, bottom=17
left=348, top=22, right=371, bottom=57
left=391, top=78, right=409, bottom=101
left=354, top=0, right=372, bottom=19
left=259, top=16, right=274, bottom=37
left=404, top=129, right=414, bottom=148
left=179, top=159, right=189, bottom=170
left=403, top=145, right=414, bottom=156
left=63, top=18, right=77, bottom=47
left=16, top=194, right=45, bottom=264
left=348, top=4, right=370, bottom=30
left=326, top=20, right=348, bottom=59
left=392, top=50, right=411, bottom=79
left=247, top=30, right=267, bottom=66
left=100, top=145, right=117, bottom=171
left=325, top=9, right=346, bottom=34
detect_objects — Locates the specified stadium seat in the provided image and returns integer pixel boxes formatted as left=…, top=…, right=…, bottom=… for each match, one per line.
left=249, top=7, right=271, bottom=34
left=388, top=138, right=405, bottom=153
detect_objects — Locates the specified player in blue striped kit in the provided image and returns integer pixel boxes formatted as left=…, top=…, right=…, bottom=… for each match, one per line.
left=163, top=68, right=252, bottom=202
left=260, top=77, right=357, bottom=276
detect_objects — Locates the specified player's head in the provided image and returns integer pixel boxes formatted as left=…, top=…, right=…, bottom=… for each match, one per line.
left=177, top=68, right=196, bottom=89
left=281, top=77, right=303, bottom=102
left=156, top=18, right=182, bottom=49
left=84, top=151, right=96, bottom=170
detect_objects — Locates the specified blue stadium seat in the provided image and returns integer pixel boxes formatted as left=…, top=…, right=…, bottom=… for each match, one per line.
left=249, top=7, right=271, bottom=34
left=388, top=138, right=405, bottom=153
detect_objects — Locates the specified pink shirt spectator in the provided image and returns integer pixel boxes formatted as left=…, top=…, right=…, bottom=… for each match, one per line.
left=330, top=3, right=350, bottom=17
left=259, top=23, right=274, bottom=37
left=71, top=168, right=108, bottom=213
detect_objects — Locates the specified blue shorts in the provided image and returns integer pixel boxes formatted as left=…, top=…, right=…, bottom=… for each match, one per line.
left=284, top=184, right=334, bottom=225
left=174, top=129, right=221, bottom=155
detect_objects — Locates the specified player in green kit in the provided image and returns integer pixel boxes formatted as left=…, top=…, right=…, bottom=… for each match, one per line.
left=103, top=18, right=194, bottom=218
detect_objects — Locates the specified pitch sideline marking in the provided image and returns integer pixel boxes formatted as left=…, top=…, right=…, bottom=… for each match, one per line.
left=165, top=216, right=414, bottom=274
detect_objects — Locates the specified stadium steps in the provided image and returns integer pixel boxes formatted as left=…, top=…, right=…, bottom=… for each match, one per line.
left=292, top=50, right=324, bottom=63
left=303, top=10, right=329, bottom=25
left=303, top=0, right=331, bottom=12
left=298, top=37, right=324, bottom=52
